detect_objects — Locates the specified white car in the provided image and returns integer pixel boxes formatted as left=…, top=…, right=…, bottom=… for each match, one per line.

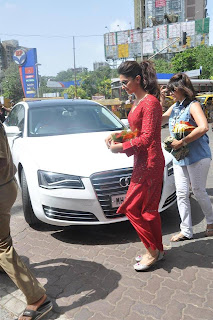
left=4, top=99, right=176, bottom=226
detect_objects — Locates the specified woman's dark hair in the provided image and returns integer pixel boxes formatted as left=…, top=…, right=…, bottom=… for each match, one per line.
left=167, top=73, right=196, bottom=101
left=118, top=60, right=160, bottom=100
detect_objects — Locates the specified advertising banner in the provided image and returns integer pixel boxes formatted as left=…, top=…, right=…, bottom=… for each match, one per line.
left=195, top=18, right=210, bottom=34
left=104, top=18, right=209, bottom=61
left=13, top=48, right=38, bottom=98
left=155, top=0, right=166, bottom=8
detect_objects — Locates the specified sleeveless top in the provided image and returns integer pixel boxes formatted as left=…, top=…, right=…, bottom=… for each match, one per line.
left=169, top=99, right=212, bottom=166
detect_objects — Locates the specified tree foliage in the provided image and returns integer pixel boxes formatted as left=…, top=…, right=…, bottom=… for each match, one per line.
left=81, top=66, right=113, bottom=99
left=1, top=63, right=24, bottom=102
left=152, top=58, right=173, bottom=74
left=62, top=86, right=88, bottom=99
left=171, top=45, right=213, bottom=79
left=43, top=66, right=114, bottom=99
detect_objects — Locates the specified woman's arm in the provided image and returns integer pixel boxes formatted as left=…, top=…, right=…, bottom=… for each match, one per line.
left=162, top=105, right=174, bottom=126
left=171, top=101, right=209, bottom=150
left=2, top=106, right=12, bottom=113
left=122, top=100, right=161, bottom=157
left=109, top=140, right=123, bottom=153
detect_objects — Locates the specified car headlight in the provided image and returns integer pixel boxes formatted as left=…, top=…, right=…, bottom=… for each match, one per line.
left=167, top=160, right=174, bottom=176
left=38, top=170, right=84, bottom=189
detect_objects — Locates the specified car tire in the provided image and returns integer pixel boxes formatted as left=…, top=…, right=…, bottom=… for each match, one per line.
left=21, top=170, right=40, bottom=226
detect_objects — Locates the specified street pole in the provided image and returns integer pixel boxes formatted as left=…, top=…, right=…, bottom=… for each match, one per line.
left=140, top=0, right=143, bottom=61
left=73, top=36, right=77, bottom=99
left=140, top=30, right=143, bottom=61
left=35, top=63, right=41, bottom=98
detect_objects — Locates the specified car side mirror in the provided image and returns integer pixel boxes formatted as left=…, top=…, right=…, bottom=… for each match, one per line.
left=4, top=125, right=22, bottom=137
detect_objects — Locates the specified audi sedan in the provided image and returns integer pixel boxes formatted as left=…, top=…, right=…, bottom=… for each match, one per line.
left=4, top=99, right=176, bottom=226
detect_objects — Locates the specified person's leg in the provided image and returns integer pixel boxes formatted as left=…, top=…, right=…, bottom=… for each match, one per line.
left=172, top=163, right=193, bottom=239
left=187, top=158, right=213, bottom=234
left=125, top=179, right=164, bottom=267
left=0, top=180, right=46, bottom=305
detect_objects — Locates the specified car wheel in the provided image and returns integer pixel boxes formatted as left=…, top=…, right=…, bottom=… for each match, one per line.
left=21, top=170, right=40, bottom=225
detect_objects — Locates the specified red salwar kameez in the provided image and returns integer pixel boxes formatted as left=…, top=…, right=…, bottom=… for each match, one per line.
left=117, top=94, right=165, bottom=251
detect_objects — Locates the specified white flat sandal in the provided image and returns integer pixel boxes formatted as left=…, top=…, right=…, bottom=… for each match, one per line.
left=135, top=251, right=165, bottom=262
left=134, top=251, right=165, bottom=272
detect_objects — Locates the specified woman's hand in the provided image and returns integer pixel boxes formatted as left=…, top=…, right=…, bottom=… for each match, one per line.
left=170, top=139, right=184, bottom=150
left=160, top=86, right=167, bottom=107
left=105, top=134, right=112, bottom=149
left=110, top=140, right=123, bottom=153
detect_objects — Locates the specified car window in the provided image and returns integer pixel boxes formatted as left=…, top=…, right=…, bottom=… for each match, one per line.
left=28, top=103, right=124, bottom=137
left=4, top=104, right=25, bottom=131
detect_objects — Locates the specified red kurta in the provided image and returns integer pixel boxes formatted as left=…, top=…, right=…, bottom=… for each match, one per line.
left=117, top=94, right=165, bottom=251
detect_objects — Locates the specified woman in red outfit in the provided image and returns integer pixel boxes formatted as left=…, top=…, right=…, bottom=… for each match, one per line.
left=105, top=60, right=165, bottom=271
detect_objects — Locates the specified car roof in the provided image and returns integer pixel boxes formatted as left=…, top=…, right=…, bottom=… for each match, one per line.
left=26, top=99, right=102, bottom=109
left=196, top=94, right=213, bottom=98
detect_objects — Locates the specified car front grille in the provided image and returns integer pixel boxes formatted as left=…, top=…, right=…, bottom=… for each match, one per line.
left=162, top=191, right=176, bottom=208
left=43, top=205, right=98, bottom=222
left=90, top=168, right=133, bottom=219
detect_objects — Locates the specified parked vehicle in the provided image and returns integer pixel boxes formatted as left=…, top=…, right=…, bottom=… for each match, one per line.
left=196, top=93, right=213, bottom=122
left=4, top=99, right=176, bottom=226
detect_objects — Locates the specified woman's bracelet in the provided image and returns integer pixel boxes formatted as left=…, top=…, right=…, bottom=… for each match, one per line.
left=181, top=138, right=188, bottom=146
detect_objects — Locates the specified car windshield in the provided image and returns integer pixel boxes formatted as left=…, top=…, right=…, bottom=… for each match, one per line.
left=196, top=97, right=205, bottom=104
left=28, top=103, right=125, bottom=137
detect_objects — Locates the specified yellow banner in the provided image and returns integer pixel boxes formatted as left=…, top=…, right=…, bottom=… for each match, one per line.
left=118, top=44, right=129, bottom=58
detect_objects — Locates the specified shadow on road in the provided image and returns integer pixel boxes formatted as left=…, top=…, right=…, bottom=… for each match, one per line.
left=161, top=198, right=206, bottom=236
left=0, top=257, right=121, bottom=317
left=50, top=220, right=140, bottom=245
left=24, top=196, right=206, bottom=247
left=159, top=238, right=213, bottom=273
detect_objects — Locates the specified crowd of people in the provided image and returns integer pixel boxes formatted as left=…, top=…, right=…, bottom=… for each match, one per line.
left=0, top=60, right=213, bottom=319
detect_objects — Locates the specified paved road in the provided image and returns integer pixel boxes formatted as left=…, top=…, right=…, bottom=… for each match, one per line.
left=1, top=127, right=213, bottom=320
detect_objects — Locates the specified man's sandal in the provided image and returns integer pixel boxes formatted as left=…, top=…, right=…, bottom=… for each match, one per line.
left=16, top=298, right=53, bottom=320
left=170, top=233, right=192, bottom=242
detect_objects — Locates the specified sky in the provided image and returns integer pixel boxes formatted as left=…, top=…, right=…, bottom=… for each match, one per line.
left=0, top=0, right=212, bottom=77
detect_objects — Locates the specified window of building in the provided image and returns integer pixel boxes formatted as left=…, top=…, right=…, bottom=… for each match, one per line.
left=187, top=6, right=195, bottom=18
left=187, top=0, right=195, bottom=5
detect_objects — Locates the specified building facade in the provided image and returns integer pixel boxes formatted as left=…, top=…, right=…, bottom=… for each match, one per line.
left=93, top=61, right=109, bottom=71
left=0, top=39, right=19, bottom=78
left=134, top=0, right=207, bottom=29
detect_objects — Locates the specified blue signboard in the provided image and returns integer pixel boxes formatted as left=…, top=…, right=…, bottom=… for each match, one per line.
left=13, top=48, right=38, bottom=98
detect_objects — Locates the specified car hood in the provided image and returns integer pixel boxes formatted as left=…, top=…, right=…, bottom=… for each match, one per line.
left=24, top=132, right=134, bottom=176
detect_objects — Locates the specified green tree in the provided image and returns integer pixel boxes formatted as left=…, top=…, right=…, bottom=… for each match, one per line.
left=97, top=79, right=112, bottom=98
left=152, top=58, right=173, bottom=73
left=62, top=85, right=88, bottom=99
left=171, top=45, right=213, bottom=79
left=81, top=66, right=113, bottom=98
left=171, top=48, right=197, bottom=73
left=55, top=69, right=75, bottom=81
left=1, top=63, right=24, bottom=102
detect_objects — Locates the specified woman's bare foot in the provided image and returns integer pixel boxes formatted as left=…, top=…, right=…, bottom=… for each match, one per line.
left=170, top=232, right=192, bottom=242
left=18, top=294, right=47, bottom=320
left=139, top=249, right=158, bottom=266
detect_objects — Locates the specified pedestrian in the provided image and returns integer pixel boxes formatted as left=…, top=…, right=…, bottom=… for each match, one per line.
left=10, top=99, right=15, bottom=109
left=105, top=60, right=165, bottom=271
left=0, top=121, right=53, bottom=319
left=161, top=73, right=213, bottom=241
left=0, top=103, right=10, bottom=123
